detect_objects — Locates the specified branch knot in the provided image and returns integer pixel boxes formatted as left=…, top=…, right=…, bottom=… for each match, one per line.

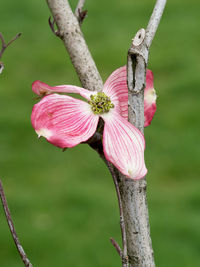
left=132, top=28, right=146, bottom=47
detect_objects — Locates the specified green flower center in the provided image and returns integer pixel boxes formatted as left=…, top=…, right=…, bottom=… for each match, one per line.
left=88, top=92, right=114, bottom=114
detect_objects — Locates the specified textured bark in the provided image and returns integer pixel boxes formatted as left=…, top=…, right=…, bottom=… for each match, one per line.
left=46, top=0, right=167, bottom=266
left=117, top=172, right=154, bottom=267
left=46, top=0, right=103, bottom=91
left=119, top=1, right=167, bottom=266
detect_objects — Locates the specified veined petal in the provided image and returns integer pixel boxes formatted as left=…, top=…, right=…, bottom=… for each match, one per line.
left=103, top=66, right=128, bottom=119
left=103, top=66, right=157, bottom=127
left=101, top=111, right=147, bottom=180
left=32, top=80, right=95, bottom=100
left=31, top=94, right=99, bottom=148
left=144, top=70, right=157, bottom=127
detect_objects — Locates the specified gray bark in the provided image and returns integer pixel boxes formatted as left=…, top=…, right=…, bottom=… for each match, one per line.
left=121, top=1, right=166, bottom=266
left=46, top=0, right=167, bottom=266
left=46, top=0, right=103, bottom=91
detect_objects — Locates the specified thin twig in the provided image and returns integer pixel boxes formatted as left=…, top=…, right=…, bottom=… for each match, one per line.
left=48, top=17, right=60, bottom=37
left=75, top=0, right=88, bottom=26
left=146, top=0, right=167, bottom=48
left=75, top=0, right=85, bottom=16
left=110, top=237, right=122, bottom=257
left=124, top=1, right=167, bottom=266
left=0, top=179, right=33, bottom=267
left=107, top=163, right=129, bottom=267
left=77, top=9, right=88, bottom=25
left=0, top=32, right=21, bottom=59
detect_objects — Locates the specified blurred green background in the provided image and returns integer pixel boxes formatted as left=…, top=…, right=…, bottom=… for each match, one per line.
left=0, top=0, right=200, bottom=266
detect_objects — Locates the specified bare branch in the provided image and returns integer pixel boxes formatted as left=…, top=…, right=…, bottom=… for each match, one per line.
left=45, top=1, right=167, bottom=266
left=0, top=32, right=21, bottom=59
left=121, top=1, right=167, bottom=266
left=48, top=17, right=60, bottom=37
left=110, top=237, right=122, bottom=257
left=146, top=0, right=167, bottom=48
left=75, top=0, right=85, bottom=17
left=75, top=0, right=87, bottom=25
left=46, top=0, right=103, bottom=91
left=77, top=9, right=88, bottom=25
left=106, top=162, right=129, bottom=267
left=0, top=179, right=33, bottom=267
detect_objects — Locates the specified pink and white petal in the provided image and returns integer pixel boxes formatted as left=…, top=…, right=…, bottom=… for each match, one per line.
left=103, top=66, right=128, bottom=119
left=32, top=80, right=95, bottom=100
left=101, top=111, right=147, bottom=180
left=31, top=94, right=99, bottom=148
left=144, top=70, right=157, bottom=127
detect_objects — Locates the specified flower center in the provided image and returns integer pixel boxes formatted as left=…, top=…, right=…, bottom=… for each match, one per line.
left=88, top=92, right=114, bottom=114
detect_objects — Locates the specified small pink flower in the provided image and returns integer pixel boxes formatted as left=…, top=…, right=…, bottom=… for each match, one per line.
left=31, top=66, right=156, bottom=179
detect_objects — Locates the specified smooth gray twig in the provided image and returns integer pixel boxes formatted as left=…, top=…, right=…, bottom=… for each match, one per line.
left=45, top=0, right=167, bottom=266
left=107, top=163, right=129, bottom=267
left=124, top=1, right=167, bottom=266
left=0, top=32, right=21, bottom=59
left=0, top=179, right=33, bottom=267
left=146, top=0, right=167, bottom=48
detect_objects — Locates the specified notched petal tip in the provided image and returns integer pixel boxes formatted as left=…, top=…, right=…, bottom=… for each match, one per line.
left=128, top=165, right=147, bottom=180
left=36, top=128, right=53, bottom=139
left=32, top=80, right=51, bottom=96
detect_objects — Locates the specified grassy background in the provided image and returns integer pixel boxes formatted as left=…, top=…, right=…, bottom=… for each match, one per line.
left=0, top=0, right=200, bottom=266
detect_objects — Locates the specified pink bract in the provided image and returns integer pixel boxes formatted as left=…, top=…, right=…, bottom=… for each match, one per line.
left=31, top=66, right=156, bottom=179
left=144, top=70, right=157, bottom=127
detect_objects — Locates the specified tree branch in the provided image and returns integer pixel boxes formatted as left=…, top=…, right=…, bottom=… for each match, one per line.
left=110, top=237, right=122, bottom=257
left=0, top=32, right=21, bottom=75
left=48, top=17, right=60, bottom=37
left=45, top=1, right=167, bottom=266
left=107, top=163, right=128, bottom=267
left=0, top=32, right=21, bottom=60
left=46, top=0, right=103, bottom=91
left=75, top=0, right=85, bottom=16
left=146, top=0, right=167, bottom=49
left=75, top=0, right=87, bottom=24
left=0, top=179, right=33, bottom=267
left=119, top=1, right=167, bottom=266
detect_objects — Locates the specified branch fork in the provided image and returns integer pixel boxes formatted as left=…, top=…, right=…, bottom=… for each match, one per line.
left=0, top=32, right=21, bottom=74
left=44, top=0, right=167, bottom=266
left=0, top=32, right=21, bottom=59
left=48, top=17, right=61, bottom=38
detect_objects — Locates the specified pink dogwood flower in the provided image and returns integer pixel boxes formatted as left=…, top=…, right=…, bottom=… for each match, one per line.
left=31, top=66, right=156, bottom=179
left=144, top=70, right=157, bottom=127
